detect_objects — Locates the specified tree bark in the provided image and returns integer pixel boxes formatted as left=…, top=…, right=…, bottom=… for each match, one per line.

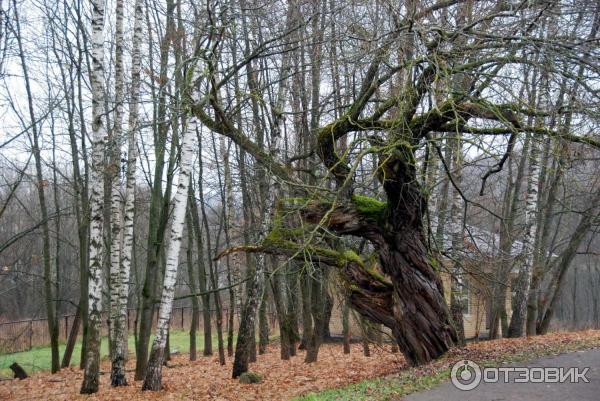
left=108, top=0, right=130, bottom=387
left=342, top=301, right=351, bottom=354
left=189, top=184, right=213, bottom=356
left=135, top=0, right=176, bottom=380
left=81, top=0, right=107, bottom=393
left=269, top=256, right=292, bottom=360
left=142, top=106, right=197, bottom=391
left=186, top=211, right=199, bottom=361
left=61, top=305, right=80, bottom=368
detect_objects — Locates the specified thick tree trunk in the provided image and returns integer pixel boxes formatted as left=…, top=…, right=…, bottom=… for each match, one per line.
left=379, top=231, right=457, bottom=365
left=299, top=195, right=457, bottom=365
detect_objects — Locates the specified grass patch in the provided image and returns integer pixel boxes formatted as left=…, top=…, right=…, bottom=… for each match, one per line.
left=0, top=329, right=211, bottom=377
left=296, top=372, right=450, bottom=401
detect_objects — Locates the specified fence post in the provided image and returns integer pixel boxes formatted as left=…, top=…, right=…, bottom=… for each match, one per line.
left=29, top=320, right=33, bottom=350
left=181, top=307, right=184, bottom=330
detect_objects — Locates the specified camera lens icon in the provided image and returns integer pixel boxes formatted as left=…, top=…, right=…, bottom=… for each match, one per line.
left=451, top=360, right=482, bottom=391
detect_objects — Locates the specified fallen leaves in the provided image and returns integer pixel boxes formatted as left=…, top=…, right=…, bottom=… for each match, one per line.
left=0, top=342, right=404, bottom=401
left=2, top=330, right=600, bottom=401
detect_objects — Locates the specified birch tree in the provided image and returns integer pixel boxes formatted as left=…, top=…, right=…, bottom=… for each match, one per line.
left=80, top=0, right=108, bottom=393
left=110, top=0, right=143, bottom=386
left=507, top=132, right=541, bottom=337
left=108, top=0, right=125, bottom=371
left=142, top=75, right=199, bottom=391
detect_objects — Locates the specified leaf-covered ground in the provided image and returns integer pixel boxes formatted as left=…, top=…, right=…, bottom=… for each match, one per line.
left=297, top=329, right=600, bottom=401
left=1, top=330, right=599, bottom=401
left=0, top=342, right=404, bottom=400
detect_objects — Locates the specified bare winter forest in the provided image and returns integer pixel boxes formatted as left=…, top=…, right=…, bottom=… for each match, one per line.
left=0, top=0, right=599, bottom=399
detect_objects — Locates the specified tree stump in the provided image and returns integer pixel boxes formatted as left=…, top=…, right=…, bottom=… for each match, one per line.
left=10, top=362, right=28, bottom=380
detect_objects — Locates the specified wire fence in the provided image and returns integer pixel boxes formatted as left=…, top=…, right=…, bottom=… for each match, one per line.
left=0, top=306, right=247, bottom=355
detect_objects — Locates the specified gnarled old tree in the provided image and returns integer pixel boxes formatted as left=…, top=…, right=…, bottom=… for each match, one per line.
left=204, top=0, right=600, bottom=369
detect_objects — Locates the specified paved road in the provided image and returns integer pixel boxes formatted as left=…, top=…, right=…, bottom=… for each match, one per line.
left=403, top=348, right=600, bottom=401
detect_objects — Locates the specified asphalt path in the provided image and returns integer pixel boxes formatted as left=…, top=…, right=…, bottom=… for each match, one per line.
left=402, top=348, right=600, bottom=401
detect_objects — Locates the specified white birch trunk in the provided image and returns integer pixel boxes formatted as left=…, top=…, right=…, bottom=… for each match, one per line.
left=142, top=96, right=198, bottom=391
left=80, top=0, right=107, bottom=394
left=509, top=133, right=541, bottom=336
left=110, top=0, right=143, bottom=386
left=108, top=0, right=125, bottom=358
left=449, top=134, right=465, bottom=344
left=232, top=88, right=283, bottom=376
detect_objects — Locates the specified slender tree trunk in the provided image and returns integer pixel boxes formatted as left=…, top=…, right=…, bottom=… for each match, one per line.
left=108, top=0, right=126, bottom=385
left=80, top=0, right=107, bottom=393
left=449, top=133, right=465, bottom=346
left=537, top=189, right=600, bottom=334
left=185, top=210, right=199, bottom=361
left=489, top=135, right=530, bottom=339
left=270, top=256, right=292, bottom=360
left=360, top=317, right=371, bottom=357
left=258, top=275, right=270, bottom=354
left=219, top=137, right=237, bottom=357
left=50, top=105, right=63, bottom=368
left=508, top=133, right=541, bottom=338
left=13, top=0, right=60, bottom=373
left=135, top=0, right=175, bottom=380
left=197, top=139, right=226, bottom=365
left=305, top=266, right=326, bottom=363
left=299, top=271, right=312, bottom=350
left=142, top=107, right=197, bottom=391
left=286, top=266, right=299, bottom=356
left=231, top=76, right=283, bottom=377
left=110, top=0, right=141, bottom=384
left=189, top=184, right=212, bottom=356
left=342, top=301, right=351, bottom=354
left=61, top=305, right=80, bottom=368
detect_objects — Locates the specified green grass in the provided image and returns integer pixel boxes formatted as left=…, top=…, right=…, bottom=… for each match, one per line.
left=294, top=369, right=450, bottom=401
left=294, top=333, right=600, bottom=401
left=0, top=329, right=209, bottom=378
